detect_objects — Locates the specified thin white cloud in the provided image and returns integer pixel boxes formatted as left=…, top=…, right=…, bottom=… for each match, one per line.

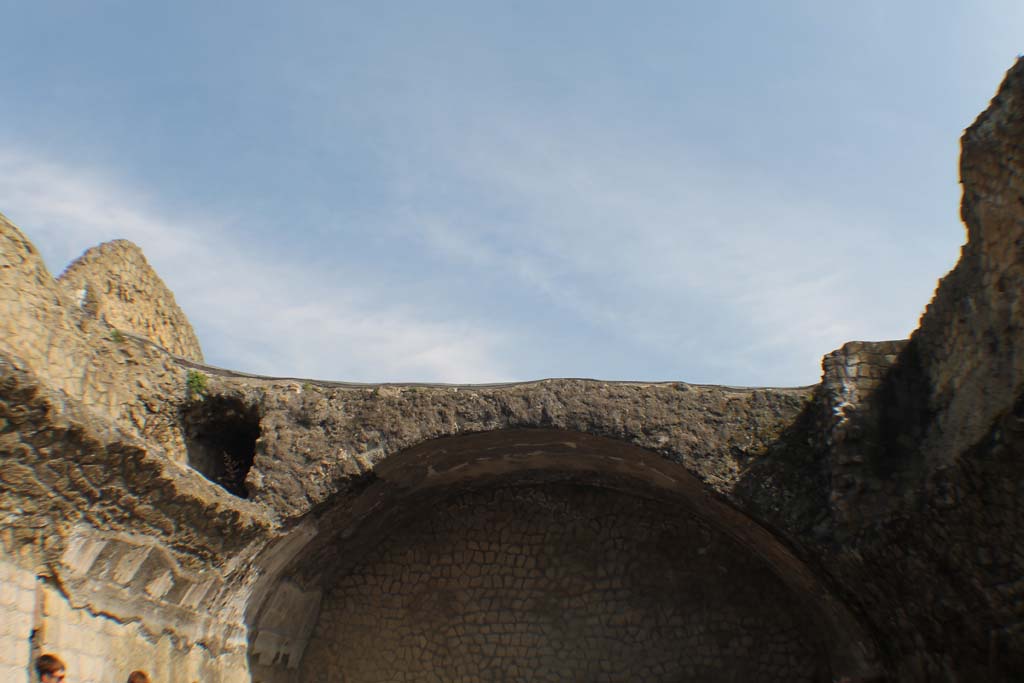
left=0, top=150, right=511, bottom=383
left=399, top=118, right=960, bottom=384
left=0, top=120, right=963, bottom=387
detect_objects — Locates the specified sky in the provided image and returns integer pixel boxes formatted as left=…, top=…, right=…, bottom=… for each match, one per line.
left=0, top=2, right=1020, bottom=386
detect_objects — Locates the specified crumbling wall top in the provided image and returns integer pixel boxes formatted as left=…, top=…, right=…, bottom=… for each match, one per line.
left=58, top=238, right=203, bottom=362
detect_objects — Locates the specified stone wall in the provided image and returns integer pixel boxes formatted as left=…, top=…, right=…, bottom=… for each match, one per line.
left=300, top=485, right=829, bottom=683
left=0, top=558, right=36, bottom=683
left=234, top=378, right=812, bottom=522
left=910, top=58, right=1024, bottom=468
left=0, top=555, right=250, bottom=683
left=58, top=239, right=203, bottom=362
left=787, top=60, right=1024, bottom=679
left=816, top=339, right=908, bottom=532
left=0, top=351, right=272, bottom=683
left=0, top=212, right=192, bottom=461
left=6, top=208, right=856, bottom=681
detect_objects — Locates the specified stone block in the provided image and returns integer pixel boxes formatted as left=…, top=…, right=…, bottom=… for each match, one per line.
left=16, top=571, right=37, bottom=592
left=61, top=536, right=107, bottom=577
left=180, top=578, right=213, bottom=609
left=0, top=635, right=13, bottom=662
left=80, top=653, right=104, bottom=682
left=81, top=625, right=101, bottom=653
left=0, top=580, right=15, bottom=608
left=15, top=586, right=34, bottom=614
left=145, top=570, right=173, bottom=600
left=0, top=664, right=28, bottom=683
left=113, top=546, right=151, bottom=585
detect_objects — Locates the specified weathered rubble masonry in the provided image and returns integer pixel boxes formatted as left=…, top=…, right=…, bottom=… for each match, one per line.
left=2, top=59, right=1024, bottom=683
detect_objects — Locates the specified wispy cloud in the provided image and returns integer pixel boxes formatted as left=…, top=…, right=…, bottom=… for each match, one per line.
left=0, top=116, right=962, bottom=387
left=0, top=150, right=511, bottom=382
left=397, top=118, right=957, bottom=384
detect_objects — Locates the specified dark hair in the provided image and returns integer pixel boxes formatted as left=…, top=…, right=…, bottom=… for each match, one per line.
left=127, top=671, right=151, bottom=683
left=36, top=654, right=65, bottom=677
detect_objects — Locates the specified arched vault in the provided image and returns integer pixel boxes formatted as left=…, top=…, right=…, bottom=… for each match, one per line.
left=246, top=428, right=880, bottom=681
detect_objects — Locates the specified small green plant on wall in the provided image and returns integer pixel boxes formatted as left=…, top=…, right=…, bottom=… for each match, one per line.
left=186, top=370, right=208, bottom=399
left=109, top=328, right=125, bottom=343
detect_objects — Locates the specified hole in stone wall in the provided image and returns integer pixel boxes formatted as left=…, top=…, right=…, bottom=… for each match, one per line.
left=182, top=396, right=259, bottom=497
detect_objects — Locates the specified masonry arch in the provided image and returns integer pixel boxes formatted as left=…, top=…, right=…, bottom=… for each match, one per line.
left=246, top=428, right=880, bottom=682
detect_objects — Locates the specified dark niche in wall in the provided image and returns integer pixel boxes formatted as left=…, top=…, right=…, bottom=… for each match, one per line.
left=182, top=396, right=260, bottom=497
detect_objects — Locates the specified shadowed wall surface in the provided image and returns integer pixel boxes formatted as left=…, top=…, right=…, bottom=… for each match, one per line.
left=302, top=483, right=828, bottom=683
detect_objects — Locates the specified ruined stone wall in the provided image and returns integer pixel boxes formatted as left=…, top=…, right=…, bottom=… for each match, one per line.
left=785, top=332, right=1024, bottom=678
left=0, top=556, right=249, bottom=683
left=4, top=209, right=844, bottom=682
left=236, top=378, right=811, bottom=522
left=816, top=339, right=908, bottom=531
left=795, top=61, right=1024, bottom=679
left=0, top=354, right=267, bottom=573
left=0, top=352, right=272, bottom=683
left=707, top=61, right=1024, bottom=681
left=58, top=239, right=203, bottom=362
left=0, top=213, right=191, bottom=461
left=823, top=439, right=1022, bottom=679
left=0, top=218, right=247, bottom=679
left=0, top=558, right=36, bottom=683
left=746, top=330, right=1024, bottom=678
left=912, top=58, right=1024, bottom=468
left=299, top=485, right=828, bottom=683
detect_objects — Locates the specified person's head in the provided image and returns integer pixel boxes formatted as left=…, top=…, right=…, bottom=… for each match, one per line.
left=35, top=654, right=66, bottom=683
left=127, top=671, right=150, bottom=683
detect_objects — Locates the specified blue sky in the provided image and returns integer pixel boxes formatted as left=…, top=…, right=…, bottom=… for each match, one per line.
left=1, top=2, right=1020, bottom=385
